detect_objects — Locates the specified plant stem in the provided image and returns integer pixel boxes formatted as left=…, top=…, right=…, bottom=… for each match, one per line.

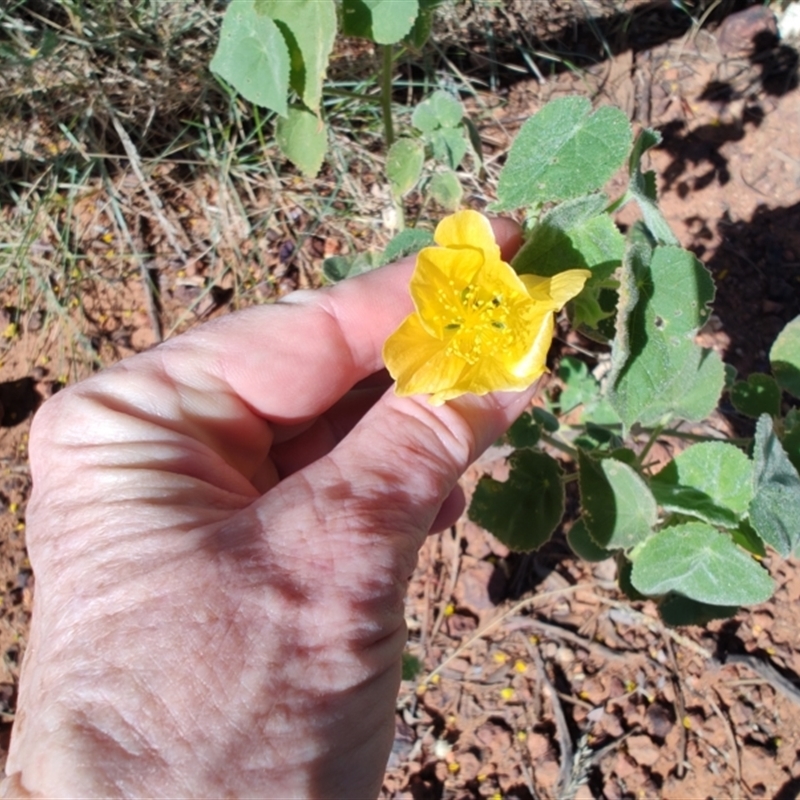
left=636, top=424, right=664, bottom=469
left=380, top=44, right=395, bottom=149
left=540, top=432, right=578, bottom=460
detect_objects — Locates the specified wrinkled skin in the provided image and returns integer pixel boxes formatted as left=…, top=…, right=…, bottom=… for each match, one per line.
left=2, top=221, right=525, bottom=799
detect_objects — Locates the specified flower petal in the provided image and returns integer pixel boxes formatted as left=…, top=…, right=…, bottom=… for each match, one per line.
left=383, top=313, right=467, bottom=399
left=434, top=209, right=501, bottom=262
left=521, top=269, right=591, bottom=309
left=509, top=307, right=556, bottom=380
left=410, top=246, right=485, bottom=337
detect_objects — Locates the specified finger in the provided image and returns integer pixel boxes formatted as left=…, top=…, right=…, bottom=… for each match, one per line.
left=429, top=484, right=465, bottom=533
left=269, top=386, right=385, bottom=478
left=287, top=383, right=536, bottom=550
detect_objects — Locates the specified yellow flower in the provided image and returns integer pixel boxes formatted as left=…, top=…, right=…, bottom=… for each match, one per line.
left=383, top=210, right=590, bottom=405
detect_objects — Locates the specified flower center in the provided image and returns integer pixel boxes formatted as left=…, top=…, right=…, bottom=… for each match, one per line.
left=434, top=280, right=515, bottom=365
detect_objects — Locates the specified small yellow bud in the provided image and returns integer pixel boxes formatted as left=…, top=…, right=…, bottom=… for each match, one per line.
left=492, top=652, right=509, bottom=665
left=513, top=659, right=527, bottom=674
left=443, top=603, right=455, bottom=617
left=447, top=762, right=459, bottom=774
left=500, top=687, right=514, bottom=701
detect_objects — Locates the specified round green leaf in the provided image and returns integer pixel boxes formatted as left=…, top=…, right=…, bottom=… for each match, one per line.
left=210, top=1, right=290, bottom=116
left=505, top=412, right=541, bottom=449
left=430, top=128, right=468, bottom=170
left=658, top=594, right=738, bottom=626
left=412, top=89, right=462, bottom=133
left=493, top=97, right=632, bottom=211
left=730, top=373, right=781, bottom=418
left=650, top=442, right=753, bottom=528
left=468, top=450, right=564, bottom=552
left=578, top=451, right=657, bottom=550
left=567, top=518, right=614, bottom=562
left=255, top=0, right=336, bottom=112
left=276, top=106, right=327, bottom=178
left=342, top=0, right=419, bottom=44
left=770, top=315, right=800, bottom=398
left=428, top=170, right=462, bottom=211
left=607, top=244, right=725, bottom=429
left=382, top=228, right=434, bottom=265
left=749, top=414, right=800, bottom=557
left=630, top=522, right=774, bottom=606
left=386, top=138, right=424, bottom=197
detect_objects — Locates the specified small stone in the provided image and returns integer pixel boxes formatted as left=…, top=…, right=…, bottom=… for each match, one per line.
left=527, top=732, right=552, bottom=761
left=645, top=702, right=675, bottom=739
left=614, top=751, right=638, bottom=780
left=608, top=676, right=627, bottom=698
left=457, top=752, right=481, bottom=781
left=626, top=734, right=661, bottom=767
left=533, top=758, right=560, bottom=790
left=555, top=646, right=575, bottom=666
left=26, top=309, right=45, bottom=332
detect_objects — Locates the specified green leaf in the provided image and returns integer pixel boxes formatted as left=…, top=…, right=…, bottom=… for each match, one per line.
left=626, top=129, right=679, bottom=245
left=493, top=97, right=632, bottom=211
left=505, top=412, right=541, bottom=448
left=382, top=228, right=434, bottom=265
left=512, top=194, right=624, bottom=281
left=469, top=450, right=564, bottom=552
left=412, top=89, right=463, bottom=133
left=275, top=106, right=327, bottom=178
left=578, top=451, right=657, bottom=549
left=650, top=442, right=753, bottom=528
left=428, top=170, right=463, bottom=210
left=463, top=117, right=484, bottom=167
left=342, top=0, right=419, bottom=44
left=567, top=517, right=614, bottom=562
left=575, top=287, right=618, bottom=343
left=386, top=138, right=424, bottom=197
left=607, top=244, right=725, bottom=429
left=749, top=414, right=800, bottom=557
left=558, top=356, right=599, bottom=414
left=732, top=520, right=767, bottom=558
left=404, top=0, right=437, bottom=49
left=770, top=315, right=800, bottom=398
left=533, top=407, right=559, bottom=432
left=617, top=556, right=647, bottom=601
left=401, top=651, right=422, bottom=680
left=430, top=128, right=468, bottom=170
left=630, top=522, right=773, bottom=606
left=782, top=421, right=800, bottom=475
left=658, top=594, right=738, bottom=626
left=557, top=356, right=620, bottom=425
left=255, top=0, right=336, bottom=112
left=322, top=251, right=382, bottom=282
left=730, top=373, right=782, bottom=418
left=210, top=0, right=290, bottom=116
left=574, top=424, right=623, bottom=453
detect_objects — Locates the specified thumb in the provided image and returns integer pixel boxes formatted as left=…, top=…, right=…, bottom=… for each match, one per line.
left=309, top=387, right=536, bottom=541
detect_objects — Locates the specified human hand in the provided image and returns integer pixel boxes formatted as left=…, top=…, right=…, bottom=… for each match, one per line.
left=2, top=219, right=525, bottom=799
